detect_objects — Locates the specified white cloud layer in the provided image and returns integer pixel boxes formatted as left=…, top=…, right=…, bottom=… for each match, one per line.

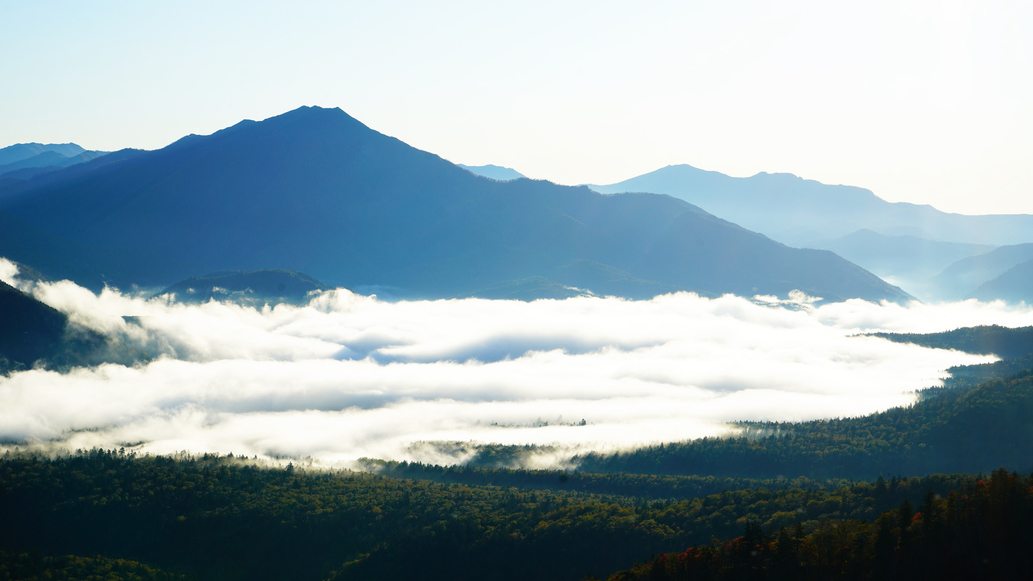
left=3, top=258, right=1030, bottom=468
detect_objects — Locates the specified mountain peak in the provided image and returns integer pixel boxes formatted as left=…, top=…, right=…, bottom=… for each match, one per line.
left=276, top=104, right=358, bottom=122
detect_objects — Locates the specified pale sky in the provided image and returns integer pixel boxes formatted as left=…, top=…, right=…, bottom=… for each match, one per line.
left=2, top=0, right=1031, bottom=215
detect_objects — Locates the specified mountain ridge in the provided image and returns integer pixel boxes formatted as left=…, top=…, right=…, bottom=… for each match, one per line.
left=590, top=164, right=1033, bottom=248
left=0, top=142, right=87, bottom=166
left=0, top=106, right=911, bottom=303
left=458, top=163, right=526, bottom=181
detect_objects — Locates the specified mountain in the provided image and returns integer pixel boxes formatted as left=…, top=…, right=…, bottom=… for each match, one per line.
left=818, top=229, right=994, bottom=280
left=457, top=163, right=526, bottom=181
left=0, top=279, right=147, bottom=373
left=0, top=150, right=71, bottom=174
left=0, top=149, right=108, bottom=178
left=816, top=229, right=995, bottom=300
left=0, top=279, right=67, bottom=371
left=928, top=243, right=1033, bottom=301
left=589, top=164, right=1033, bottom=248
left=969, top=259, right=1033, bottom=304
left=0, top=106, right=911, bottom=303
left=0, top=206, right=198, bottom=291
left=0, top=142, right=86, bottom=166
left=161, top=269, right=331, bottom=305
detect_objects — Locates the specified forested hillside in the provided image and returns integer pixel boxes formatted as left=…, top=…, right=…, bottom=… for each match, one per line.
left=607, top=468, right=1033, bottom=581
left=0, top=451, right=983, bottom=581
left=0, top=550, right=188, bottom=581
left=575, top=369, right=1033, bottom=479
left=566, top=327, right=1033, bottom=480
left=870, top=325, right=1033, bottom=359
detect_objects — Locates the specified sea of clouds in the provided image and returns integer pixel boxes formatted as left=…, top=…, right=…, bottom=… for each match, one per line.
left=2, top=257, right=1030, bottom=469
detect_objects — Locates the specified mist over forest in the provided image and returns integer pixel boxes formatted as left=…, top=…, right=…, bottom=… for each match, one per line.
left=3, top=257, right=1024, bottom=468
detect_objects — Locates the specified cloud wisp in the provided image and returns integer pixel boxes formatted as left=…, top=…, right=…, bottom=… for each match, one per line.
left=2, top=258, right=1026, bottom=468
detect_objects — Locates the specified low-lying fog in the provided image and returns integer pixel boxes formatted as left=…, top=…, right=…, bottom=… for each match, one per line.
left=3, top=258, right=1029, bottom=469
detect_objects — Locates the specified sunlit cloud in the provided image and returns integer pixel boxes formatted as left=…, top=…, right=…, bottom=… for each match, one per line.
left=2, top=257, right=1027, bottom=468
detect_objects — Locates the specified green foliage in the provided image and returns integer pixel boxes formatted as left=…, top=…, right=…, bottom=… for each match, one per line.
left=360, top=457, right=859, bottom=499
left=941, top=353, right=1033, bottom=388
left=870, top=324, right=1033, bottom=359
left=608, top=468, right=1033, bottom=580
left=0, top=550, right=188, bottom=581
left=0, top=450, right=973, bottom=581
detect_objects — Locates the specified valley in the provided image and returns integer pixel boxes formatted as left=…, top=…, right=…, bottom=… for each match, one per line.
left=1, top=108, right=1032, bottom=581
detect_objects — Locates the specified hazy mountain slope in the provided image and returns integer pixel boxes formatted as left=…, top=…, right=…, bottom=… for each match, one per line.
left=813, top=229, right=996, bottom=300
left=626, top=204, right=904, bottom=302
left=0, top=150, right=70, bottom=173
left=930, top=243, right=1033, bottom=300
left=457, top=163, right=526, bottom=181
left=0, top=146, right=107, bottom=173
left=819, top=229, right=994, bottom=280
left=0, top=149, right=200, bottom=289
left=969, top=259, right=1033, bottom=304
left=0, top=148, right=149, bottom=204
left=590, top=164, right=1033, bottom=247
left=0, top=106, right=910, bottom=303
left=0, top=209, right=197, bottom=291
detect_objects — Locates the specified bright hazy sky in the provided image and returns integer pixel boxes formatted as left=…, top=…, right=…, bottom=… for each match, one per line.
left=3, top=1, right=1030, bottom=215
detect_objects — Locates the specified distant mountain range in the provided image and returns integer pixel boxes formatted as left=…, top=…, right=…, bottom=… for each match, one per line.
left=816, top=230, right=997, bottom=300
left=0, top=142, right=87, bottom=165
left=589, top=165, right=1033, bottom=248
left=0, top=106, right=910, bottom=304
left=0, top=143, right=108, bottom=181
left=969, top=258, right=1033, bottom=304
left=590, top=165, right=1033, bottom=302
left=819, top=230, right=995, bottom=281
left=457, top=164, right=526, bottom=181
left=930, top=244, right=1033, bottom=300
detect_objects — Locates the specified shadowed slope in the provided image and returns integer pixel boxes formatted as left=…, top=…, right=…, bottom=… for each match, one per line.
left=0, top=280, right=148, bottom=373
